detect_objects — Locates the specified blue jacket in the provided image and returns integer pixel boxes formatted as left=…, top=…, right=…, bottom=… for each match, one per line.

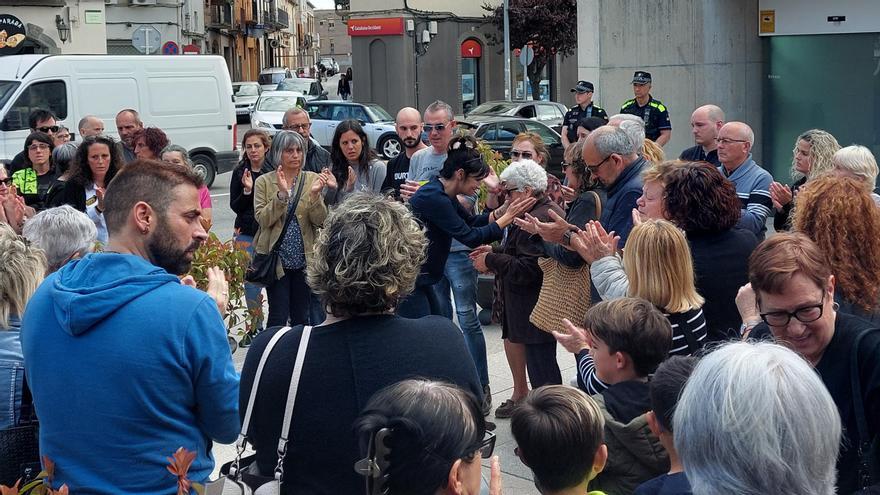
left=601, top=156, right=647, bottom=245
left=21, top=253, right=240, bottom=494
left=718, top=155, right=773, bottom=238
left=0, top=315, right=23, bottom=430
left=410, top=178, right=503, bottom=286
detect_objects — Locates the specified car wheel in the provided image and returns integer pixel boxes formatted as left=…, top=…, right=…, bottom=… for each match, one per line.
left=379, top=135, right=402, bottom=159
left=191, top=153, right=217, bottom=188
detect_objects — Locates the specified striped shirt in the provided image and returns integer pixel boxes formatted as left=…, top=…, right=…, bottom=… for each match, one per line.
left=718, top=155, right=773, bottom=239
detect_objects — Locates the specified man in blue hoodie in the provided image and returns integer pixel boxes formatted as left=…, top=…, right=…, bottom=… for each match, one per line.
left=21, top=160, right=240, bottom=494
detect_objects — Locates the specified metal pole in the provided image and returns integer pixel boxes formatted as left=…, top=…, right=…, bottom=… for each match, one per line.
left=503, top=0, right=511, bottom=101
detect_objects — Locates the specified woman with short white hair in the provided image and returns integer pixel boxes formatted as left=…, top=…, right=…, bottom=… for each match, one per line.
left=829, top=145, right=880, bottom=206
left=674, top=341, right=841, bottom=495
left=472, top=159, right=566, bottom=412
left=22, top=205, right=97, bottom=273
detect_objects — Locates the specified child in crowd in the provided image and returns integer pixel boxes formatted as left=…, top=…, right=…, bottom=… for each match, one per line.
left=635, top=356, right=698, bottom=495
left=511, top=385, right=609, bottom=495
left=585, top=298, right=672, bottom=495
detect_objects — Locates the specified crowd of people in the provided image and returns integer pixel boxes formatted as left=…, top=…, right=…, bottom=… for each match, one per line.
left=1, top=70, right=879, bottom=495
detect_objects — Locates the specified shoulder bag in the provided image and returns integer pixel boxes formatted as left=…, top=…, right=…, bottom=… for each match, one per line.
left=206, top=325, right=313, bottom=495
left=529, top=191, right=601, bottom=334
left=0, top=375, right=41, bottom=487
left=245, top=176, right=306, bottom=287
left=852, top=327, right=880, bottom=491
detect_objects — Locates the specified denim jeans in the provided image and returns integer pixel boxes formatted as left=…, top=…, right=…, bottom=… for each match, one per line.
left=266, top=268, right=311, bottom=327
left=398, top=279, right=452, bottom=319
left=445, top=251, right=489, bottom=387
left=234, top=234, right=264, bottom=330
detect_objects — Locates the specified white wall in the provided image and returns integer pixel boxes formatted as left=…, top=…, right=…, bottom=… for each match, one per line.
left=6, top=2, right=108, bottom=54
left=106, top=0, right=204, bottom=49
left=759, top=0, right=880, bottom=36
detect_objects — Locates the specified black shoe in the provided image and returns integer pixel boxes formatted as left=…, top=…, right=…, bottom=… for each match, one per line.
left=485, top=420, right=497, bottom=432
left=481, top=385, right=492, bottom=416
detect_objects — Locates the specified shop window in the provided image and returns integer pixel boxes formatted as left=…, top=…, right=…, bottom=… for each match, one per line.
left=0, top=80, right=67, bottom=131
left=461, top=57, right=480, bottom=114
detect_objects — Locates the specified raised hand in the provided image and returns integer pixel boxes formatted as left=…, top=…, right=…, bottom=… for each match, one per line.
left=399, top=180, right=421, bottom=201
left=560, top=184, right=578, bottom=203
left=320, top=168, right=338, bottom=190
left=570, top=221, right=619, bottom=263
left=205, top=266, right=229, bottom=317
left=513, top=214, right=539, bottom=235
left=96, top=187, right=106, bottom=212
left=769, top=181, right=793, bottom=210
left=345, top=165, right=357, bottom=191
left=309, top=174, right=325, bottom=198
left=496, top=196, right=537, bottom=228
left=522, top=208, right=574, bottom=243
left=276, top=167, right=290, bottom=195
left=631, top=208, right=645, bottom=226
left=489, top=456, right=503, bottom=495
left=551, top=318, right=590, bottom=354
left=470, top=250, right=491, bottom=274
left=241, top=168, right=254, bottom=192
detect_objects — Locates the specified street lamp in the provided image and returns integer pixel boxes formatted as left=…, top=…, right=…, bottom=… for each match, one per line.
left=55, top=14, right=70, bottom=43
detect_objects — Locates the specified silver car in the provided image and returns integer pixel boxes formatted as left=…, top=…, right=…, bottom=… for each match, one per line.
left=304, top=101, right=402, bottom=159
left=249, top=91, right=308, bottom=135
left=233, top=82, right=261, bottom=123
left=276, top=78, right=328, bottom=101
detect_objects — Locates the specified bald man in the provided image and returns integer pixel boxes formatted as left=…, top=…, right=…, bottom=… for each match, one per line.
left=382, top=107, right=427, bottom=198
left=680, top=105, right=725, bottom=167
left=716, top=121, right=773, bottom=239
left=78, top=115, right=105, bottom=139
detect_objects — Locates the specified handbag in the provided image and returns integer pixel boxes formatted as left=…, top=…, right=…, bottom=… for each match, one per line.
left=851, top=327, right=880, bottom=490
left=0, top=376, right=41, bottom=487
left=529, top=191, right=601, bottom=334
left=245, top=176, right=306, bottom=287
left=205, top=325, right=313, bottom=495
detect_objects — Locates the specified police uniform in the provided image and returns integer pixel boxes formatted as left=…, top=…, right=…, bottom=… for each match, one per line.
left=621, top=71, right=671, bottom=142
left=564, top=80, right=608, bottom=143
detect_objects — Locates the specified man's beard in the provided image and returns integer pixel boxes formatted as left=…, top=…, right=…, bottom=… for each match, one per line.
left=146, top=215, right=201, bottom=275
left=403, top=137, right=420, bottom=149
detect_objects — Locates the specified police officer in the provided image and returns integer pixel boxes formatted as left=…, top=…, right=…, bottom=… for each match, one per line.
left=620, top=71, right=672, bottom=146
left=561, top=80, right=607, bottom=147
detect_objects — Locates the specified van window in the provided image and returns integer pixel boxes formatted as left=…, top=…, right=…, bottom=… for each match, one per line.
left=147, top=77, right=221, bottom=116
left=0, top=80, right=67, bottom=131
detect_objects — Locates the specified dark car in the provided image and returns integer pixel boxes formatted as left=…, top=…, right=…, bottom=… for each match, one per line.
left=459, top=100, right=569, bottom=134
left=468, top=117, right=565, bottom=177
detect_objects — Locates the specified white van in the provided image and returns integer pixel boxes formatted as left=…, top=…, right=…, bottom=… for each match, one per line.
left=0, top=54, right=239, bottom=187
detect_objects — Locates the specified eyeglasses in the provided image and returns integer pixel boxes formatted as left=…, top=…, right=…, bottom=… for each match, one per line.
left=586, top=154, right=612, bottom=171
left=468, top=430, right=496, bottom=459
left=510, top=149, right=533, bottom=160
left=0, top=177, right=13, bottom=186
left=283, top=123, right=311, bottom=131
left=759, top=293, right=825, bottom=327
left=423, top=123, right=448, bottom=133
left=715, top=137, right=749, bottom=145
left=28, top=143, right=51, bottom=151
left=37, top=125, right=60, bottom=133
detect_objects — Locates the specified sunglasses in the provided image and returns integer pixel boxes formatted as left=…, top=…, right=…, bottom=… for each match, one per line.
left=38, top=125, right=60, bottom=133
left=510, top=150, right=533, bottom=160
left=0, top=177, right=13, bottom=186
left=470, top=430, right=496, bottom=459
left=283, top=123, right=311, bottom=131
left=423, top=123, right=448, bottom=133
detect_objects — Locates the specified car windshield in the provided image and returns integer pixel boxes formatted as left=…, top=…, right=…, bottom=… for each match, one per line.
left=469, top=102, right=518, bottom=115
left=0, top=81, right=20, bottom=109
left=257, top=95, right=302, bottom=112
left=233, top=84, right=259, bottom=96
left=258, top=73, right=286, bottom=85
left=365, top=104, right=393, bottom=122
left=277, top=79, right=312, bottom=94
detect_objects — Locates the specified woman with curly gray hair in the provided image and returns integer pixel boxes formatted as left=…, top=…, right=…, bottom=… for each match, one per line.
left=238, top=194, right=484, bottom=493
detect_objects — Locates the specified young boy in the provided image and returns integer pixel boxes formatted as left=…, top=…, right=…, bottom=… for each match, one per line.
left=635, top=356, right=697, bottom=495
left=511, top=385, right=609, bottom=495
left=584, top=298, right=672, bottom=495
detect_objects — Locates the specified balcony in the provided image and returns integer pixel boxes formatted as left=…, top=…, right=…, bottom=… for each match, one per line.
left=207, top=4, right=233, bottom=30
left=275, top=7, right=289, bottom=29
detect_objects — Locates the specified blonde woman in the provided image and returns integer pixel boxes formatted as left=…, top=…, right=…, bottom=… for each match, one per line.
left=0, top=223, right=48, bottom=429
left=558, top=219, right=707, bottom=393
left=769, top=129, right=840, bottom=231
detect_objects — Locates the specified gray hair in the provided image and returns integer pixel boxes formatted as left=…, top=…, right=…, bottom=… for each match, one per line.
left=618, top=120, right=646, bottom=152
left=591, top=126, right=637, bottom=157
left=425, top=100, right=454, bottom=122
left=78, top=115, right=100, bottom=131
left=608, top=113, right=644, bottom=125
left=160, top=144, right=193, bottom=167
left=674, top=341, right=841, bottom=495
left=265, top=130, right=306, bottom=172
left=22, top=205, right=97, bottom=273
left=500, top=159, right=548, bottom=194
left=831, top=145, right=878, bottom=186
left=282, top=106, right=309, bottom=126
left=52, top=142, right=79, bottom=170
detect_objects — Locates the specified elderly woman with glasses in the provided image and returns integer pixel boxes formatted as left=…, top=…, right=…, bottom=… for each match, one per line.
left=737, top=233, right=880, bottom=494
left=472, top=160, right=567, bottom=413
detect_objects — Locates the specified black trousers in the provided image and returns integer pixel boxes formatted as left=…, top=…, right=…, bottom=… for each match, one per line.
left=266, top=268, right=310, bottom=328
left=525, top=341, right=562, bottom=388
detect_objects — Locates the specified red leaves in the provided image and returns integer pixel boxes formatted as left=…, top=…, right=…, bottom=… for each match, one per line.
left=166, top=447, right=198, bottom=495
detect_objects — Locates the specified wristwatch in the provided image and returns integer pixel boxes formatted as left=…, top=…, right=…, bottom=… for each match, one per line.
left=562, top=230, right=573, bottom=247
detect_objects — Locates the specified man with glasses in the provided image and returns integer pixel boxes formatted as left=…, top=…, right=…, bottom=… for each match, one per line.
left=562, top=80, right=608, bottom=148
left=715, top=121, right=773, bottom=239
left=281, top=107, right=330, bottom=173
left=382, top=107, right=426, bottom=199
left=405, top=100, right=457, bottom=188
left=9, top=108, right=58, bottom=174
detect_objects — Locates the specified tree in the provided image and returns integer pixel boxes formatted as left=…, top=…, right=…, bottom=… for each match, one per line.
left=483, top=0, right=578, bottom=100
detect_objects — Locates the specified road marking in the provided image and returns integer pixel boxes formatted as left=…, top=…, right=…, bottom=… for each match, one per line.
left=212, top=192, right=230, bottom=197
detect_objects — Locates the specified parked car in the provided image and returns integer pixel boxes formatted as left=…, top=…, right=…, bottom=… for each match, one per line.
left=304, top=100, right=402, bottom=159
left=257, top=67, right=292, bottom=91
left=276, top=78, right=328, bottom=101
left=319, top=57, right=338, bottom=76
left=233, top=82, right=262, bottom=123
left=249, top=91, right=308, bottom=135
left=460, top=100, right=569, bottom=134
left=468, top=117, right=565, bottom=177
left=0, top=54, right=238, bottom=188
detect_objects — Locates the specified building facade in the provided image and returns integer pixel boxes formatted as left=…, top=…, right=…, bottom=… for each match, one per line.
left=314, top=8, right=351, bottom=71
left=1, top=0, right=107, bottom=54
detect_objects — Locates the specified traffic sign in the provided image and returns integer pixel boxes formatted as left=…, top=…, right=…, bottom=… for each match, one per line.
left=162, top=41, right=179, bottom=55
left=132, top=25, right=161, bottom=54
left=518, top=44, right=534, bottom=66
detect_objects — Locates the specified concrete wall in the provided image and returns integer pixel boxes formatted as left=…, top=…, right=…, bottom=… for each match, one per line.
left=577, top=0, right=764, bottom=161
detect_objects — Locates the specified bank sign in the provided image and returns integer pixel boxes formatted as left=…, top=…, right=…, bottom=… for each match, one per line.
left=0, top=14, right=26, bottom=55
left=347, top=17, right=404, bottom=37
